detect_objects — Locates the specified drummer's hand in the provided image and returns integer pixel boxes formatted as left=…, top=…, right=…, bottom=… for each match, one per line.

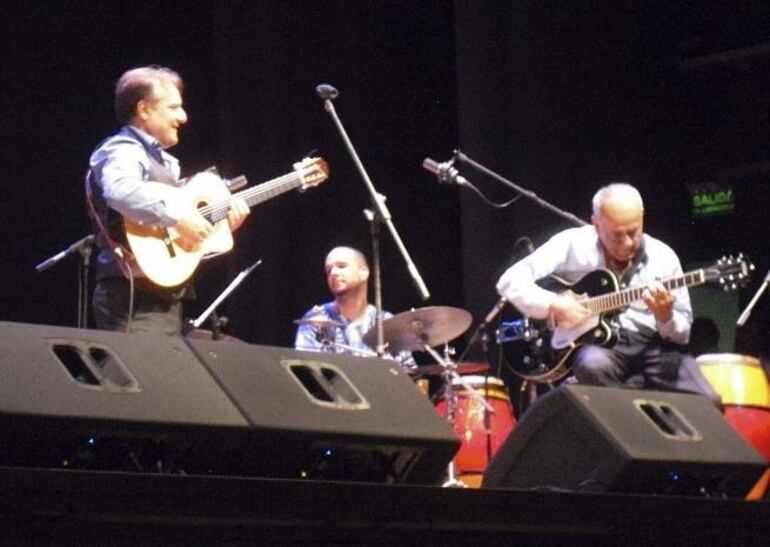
left=549, top=293, right=591, bottom=330
left=643, top=281, right=674, bottom=323
left=227, top=197, right=250, bottom=232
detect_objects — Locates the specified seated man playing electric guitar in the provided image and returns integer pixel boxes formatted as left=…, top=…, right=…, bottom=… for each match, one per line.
left=87, top=66, right=250, bottom=335
left=496, top=183, right=720, bottom=404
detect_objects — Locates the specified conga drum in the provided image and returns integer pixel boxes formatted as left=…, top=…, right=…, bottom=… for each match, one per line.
left=697, top=353, right=770, bottom=461
left=435, top=375, right=516, bottom=487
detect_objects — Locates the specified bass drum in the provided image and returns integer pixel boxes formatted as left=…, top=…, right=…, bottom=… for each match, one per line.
left=697, top=353, right=770, bottom=461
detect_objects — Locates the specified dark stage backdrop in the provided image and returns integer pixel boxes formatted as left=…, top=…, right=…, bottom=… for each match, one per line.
left=454, top=1, right=770, bottom=374
left=1, top=1, right=768, bottom=368
left=1, top=0, right=460, bottom=355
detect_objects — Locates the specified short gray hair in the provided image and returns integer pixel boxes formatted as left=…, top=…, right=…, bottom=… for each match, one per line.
left=592, top=183, right=644, bottom=216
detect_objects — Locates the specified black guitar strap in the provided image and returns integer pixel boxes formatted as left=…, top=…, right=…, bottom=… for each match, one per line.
left=84, top=168, right=134, bottom=279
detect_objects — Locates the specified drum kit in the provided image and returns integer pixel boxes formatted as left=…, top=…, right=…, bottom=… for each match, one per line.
left=295, top=305, right=517, bottom=487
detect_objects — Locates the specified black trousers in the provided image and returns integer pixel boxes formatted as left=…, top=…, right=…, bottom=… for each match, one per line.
left=92, top=277, right=183, bottom=335
left=571, top=329, right=721, bottom=406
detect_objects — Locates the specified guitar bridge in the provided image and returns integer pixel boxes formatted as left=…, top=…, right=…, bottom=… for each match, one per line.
left=161, top=228, right=176, bottom=258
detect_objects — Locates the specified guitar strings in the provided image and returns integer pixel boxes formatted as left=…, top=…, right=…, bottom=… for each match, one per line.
left=197, top=171, right=302, bottom=221
left=587, top=270, right=704, bottom=314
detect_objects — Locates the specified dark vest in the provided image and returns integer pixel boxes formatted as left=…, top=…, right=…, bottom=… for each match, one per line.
left=88, top=131, right=181, bottom=285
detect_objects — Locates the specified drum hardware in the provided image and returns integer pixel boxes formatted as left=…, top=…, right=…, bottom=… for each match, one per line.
left=363, top=306, right=496, bottom=487
left=427, top=345, right=496, bottom=488
left=292, top=315, right=346, bottom=328
left=293, top=314, right=380, bottom=357
left=435, top=375, right=516, bottom=487
left=410, top=361, right=490, bottom=377
left=320, top=340, right=378, bottom=358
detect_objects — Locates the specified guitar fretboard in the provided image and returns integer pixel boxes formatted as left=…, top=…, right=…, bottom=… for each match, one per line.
left=584, top=270, right=706, bottom=315
left=203, top=171, right=304, bottom=223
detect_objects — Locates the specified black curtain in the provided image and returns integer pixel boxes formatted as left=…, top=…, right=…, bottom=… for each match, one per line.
left=1, top=0, right=767, bottom=362
left=455, top=1, right=770, bottom=370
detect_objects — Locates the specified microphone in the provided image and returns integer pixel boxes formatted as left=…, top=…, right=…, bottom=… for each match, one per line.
left=316, top=84, right=339, bottom=100
left=483, top=297, right=507, bottom=325
left=422, top=157, right=469, bottom=186
left=513, top=236, right=535, bottom=257
left=35, top=234, right=95, bottom=273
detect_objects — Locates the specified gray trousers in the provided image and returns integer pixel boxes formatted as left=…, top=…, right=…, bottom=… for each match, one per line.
left=571, top=329, right=721, bottom=406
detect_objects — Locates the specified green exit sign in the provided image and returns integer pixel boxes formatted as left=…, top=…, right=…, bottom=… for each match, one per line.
left=690, top=185, right=735, bottom=218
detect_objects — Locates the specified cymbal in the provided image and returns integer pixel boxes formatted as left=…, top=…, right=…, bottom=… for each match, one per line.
left=409, top=362, right=490, bottom=377
left=363, top=306, right=472, bottom=353
left=293, top=315, right=345, bottom=328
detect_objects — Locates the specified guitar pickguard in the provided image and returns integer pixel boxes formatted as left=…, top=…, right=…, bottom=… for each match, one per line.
left=551, top=269, right=620, bottom=349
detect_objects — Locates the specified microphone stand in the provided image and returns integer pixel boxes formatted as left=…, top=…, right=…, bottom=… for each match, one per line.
left=35, top=234, right=96, bottom=329
left=186, top=258, right=262, bottom=339
left=364, top=208, right=386, bottom=356
left=454, top=149, right=588, bottom=227
left=319, top=85, right=430, bottom=356
left=737, top=266, right=770, bottom=327
left=452, top=148, right=588, bottom=362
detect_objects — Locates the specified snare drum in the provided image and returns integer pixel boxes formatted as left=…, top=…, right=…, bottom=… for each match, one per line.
left=697, top=353, right=770, bottom=461
left=435, top=375, right=516, bottom=483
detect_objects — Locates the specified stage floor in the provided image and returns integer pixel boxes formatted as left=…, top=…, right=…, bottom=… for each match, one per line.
left=2, top=466, right=769, bottom=546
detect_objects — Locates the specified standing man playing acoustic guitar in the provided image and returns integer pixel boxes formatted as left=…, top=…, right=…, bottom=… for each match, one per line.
left=87, top=66, right=250, bottom=334
left=496, top=183, right=719, bottom=403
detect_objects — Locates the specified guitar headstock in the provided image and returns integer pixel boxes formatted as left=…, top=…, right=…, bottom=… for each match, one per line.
left=704, top=253, right=755, bottom=291
left=295, top=157, right=330, bottom=190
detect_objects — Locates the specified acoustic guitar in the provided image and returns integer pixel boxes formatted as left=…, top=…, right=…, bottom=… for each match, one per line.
left=124, top=157, right=329, bottom=287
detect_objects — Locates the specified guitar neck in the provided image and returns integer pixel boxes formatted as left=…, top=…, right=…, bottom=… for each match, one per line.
left=206, top=171, right=304, bottom=223
left=585, top=269, right=706, bottom=315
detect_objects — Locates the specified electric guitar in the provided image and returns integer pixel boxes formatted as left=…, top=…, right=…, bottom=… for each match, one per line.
left=499, top=254, right=753, bottom=382
left=123, top=157, right=329, bottom=288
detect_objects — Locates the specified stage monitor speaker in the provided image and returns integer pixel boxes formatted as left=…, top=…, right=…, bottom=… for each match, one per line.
left=482, top=385, right=767, bottom=497
left=185, top=339, right=459, bottom=484
left=0, top=321, right=250, bottom=473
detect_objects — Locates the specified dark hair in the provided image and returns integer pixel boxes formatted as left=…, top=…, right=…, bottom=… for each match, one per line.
left=114, top=66, right=183, bottom=124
